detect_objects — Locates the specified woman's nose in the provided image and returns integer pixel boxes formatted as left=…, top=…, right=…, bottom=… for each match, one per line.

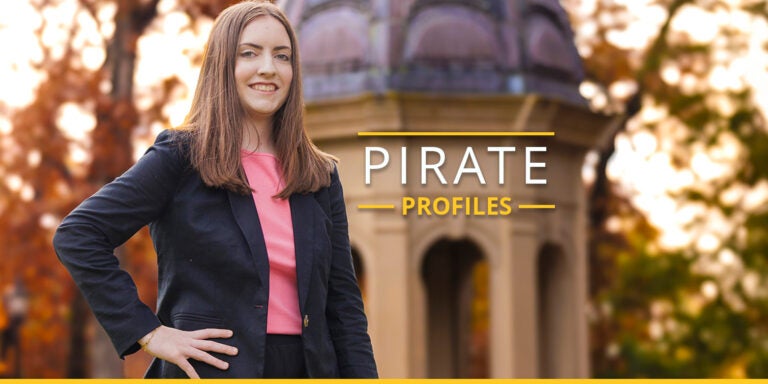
left=257, top=56, right=276, bottom=76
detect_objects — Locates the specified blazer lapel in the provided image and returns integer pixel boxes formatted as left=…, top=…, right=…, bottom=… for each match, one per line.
left=290, top=193, right=315, bottom=312
left=227, top=190, right=270, bottom=289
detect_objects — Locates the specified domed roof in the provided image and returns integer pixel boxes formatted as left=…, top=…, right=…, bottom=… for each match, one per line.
left=285, top=0, right=586, bottom=105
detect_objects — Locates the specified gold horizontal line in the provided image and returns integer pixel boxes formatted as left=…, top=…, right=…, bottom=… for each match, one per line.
left=518, top=204, right=556, bottom=209
left=357, top=204, right=396, bottom=210
left=357, top=131, right=555, bottom=137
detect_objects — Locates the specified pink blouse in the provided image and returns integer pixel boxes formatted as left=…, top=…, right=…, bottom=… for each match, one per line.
left=241, top=150, right=301, bottom=335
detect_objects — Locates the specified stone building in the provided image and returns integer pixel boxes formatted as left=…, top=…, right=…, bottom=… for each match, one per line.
left=283, top=0, right=614, bottom=378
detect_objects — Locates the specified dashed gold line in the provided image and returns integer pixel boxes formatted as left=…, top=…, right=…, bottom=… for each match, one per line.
left=357, top=131, right=554, bottom=137
left=518, top=204, right=556, bottom=209
left=358, top=204, right=396, bottom=210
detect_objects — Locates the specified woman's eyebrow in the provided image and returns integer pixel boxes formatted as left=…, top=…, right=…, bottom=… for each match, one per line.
left=239, top=43, right=292, bottom=52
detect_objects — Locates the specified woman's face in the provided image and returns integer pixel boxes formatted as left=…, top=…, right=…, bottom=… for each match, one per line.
left=234, top=16, right=293, bottom=121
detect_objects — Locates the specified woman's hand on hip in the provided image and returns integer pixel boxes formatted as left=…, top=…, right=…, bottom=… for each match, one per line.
left=139, top=325, right=239, bottom=379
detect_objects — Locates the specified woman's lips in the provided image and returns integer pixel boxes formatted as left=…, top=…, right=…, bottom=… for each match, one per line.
left=249, top=83, right=278, bottom=92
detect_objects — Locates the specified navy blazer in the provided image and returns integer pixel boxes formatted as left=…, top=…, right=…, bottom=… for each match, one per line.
left=53, top=130, right=377, bottom=378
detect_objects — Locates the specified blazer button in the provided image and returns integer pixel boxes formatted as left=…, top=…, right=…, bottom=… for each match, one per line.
left=303, top=314, right=309, bottom=328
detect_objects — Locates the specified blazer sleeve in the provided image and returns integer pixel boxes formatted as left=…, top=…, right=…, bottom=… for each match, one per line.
left=324, top=166, right=379, bottom=378
left=52, top=130, right=184, bottom=358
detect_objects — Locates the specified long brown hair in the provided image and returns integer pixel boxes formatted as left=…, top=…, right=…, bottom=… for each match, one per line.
left=181, top=0, right=334, bottom=198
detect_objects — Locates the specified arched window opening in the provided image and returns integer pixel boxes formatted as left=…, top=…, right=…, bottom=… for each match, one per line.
left=421, top=238, right=489, bottom=378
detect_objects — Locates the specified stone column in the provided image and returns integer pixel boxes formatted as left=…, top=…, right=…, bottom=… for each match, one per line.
left=509, top=220, right=540, bottom=377
left=368, top=216, right=409, bottom=377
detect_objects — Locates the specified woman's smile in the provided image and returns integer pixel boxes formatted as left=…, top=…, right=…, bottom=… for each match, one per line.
left=249, top=82, right=278, bottom=92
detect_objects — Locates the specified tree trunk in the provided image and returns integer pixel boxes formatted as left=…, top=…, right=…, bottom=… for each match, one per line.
left=66, top=292, right=89, bottom=377
left=68, top=0, right=160, bottom=377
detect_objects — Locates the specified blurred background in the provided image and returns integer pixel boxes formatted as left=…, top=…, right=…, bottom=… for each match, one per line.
left=0, top=0, right=767, bottom=378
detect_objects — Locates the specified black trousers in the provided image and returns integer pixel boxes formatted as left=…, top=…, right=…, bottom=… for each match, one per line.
left=263, top=334, right=308, bottom=378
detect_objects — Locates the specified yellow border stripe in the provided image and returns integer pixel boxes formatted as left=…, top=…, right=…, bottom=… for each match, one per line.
left=358, top=204, right=396, bottom=210
left=518, top=204, right=556, bottom=209
left=358, top=131, right=555, bottom=137
left=4, top=379, right=765, bottom=383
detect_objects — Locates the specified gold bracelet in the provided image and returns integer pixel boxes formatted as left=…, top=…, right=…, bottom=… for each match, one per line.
left=140, top=326, right=160, bottom=351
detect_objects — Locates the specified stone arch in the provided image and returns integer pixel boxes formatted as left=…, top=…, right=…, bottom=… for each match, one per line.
left=411, top=222, right=499, bottom=272
left=403, top=5, right=503, bottom=67
left=350, top=245, right=367, bottom=303
left=523, top=6, right=582, bottom=81
left=536, top=242, right=573, bottom=377
left=409, top=224, right=499, bottom=378
left=420, top=237, right=490, bottom=378
left=298, top=6, right=370, bottom=74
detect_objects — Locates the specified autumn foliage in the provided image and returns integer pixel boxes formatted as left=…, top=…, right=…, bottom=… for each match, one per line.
left=2, top=0, right=768, bottom=378
left=0, top=0, right=238, bottom=377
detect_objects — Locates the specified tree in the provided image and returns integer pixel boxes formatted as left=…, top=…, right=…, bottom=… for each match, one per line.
left=0, top=0, right=236, bottom=377
left=563, top=0, right=768, bottom=377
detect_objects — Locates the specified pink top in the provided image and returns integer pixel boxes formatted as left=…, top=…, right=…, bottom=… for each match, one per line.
left=241, top=150, right=302, bottom=335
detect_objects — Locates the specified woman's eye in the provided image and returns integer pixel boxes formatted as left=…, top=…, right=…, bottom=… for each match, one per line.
left=276, top=53, right=291, bottom=62
left=240, top=50, right=256, bottom=57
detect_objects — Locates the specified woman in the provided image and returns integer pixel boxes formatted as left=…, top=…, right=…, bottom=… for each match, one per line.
left=52, top=0, right=377, bottom=378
